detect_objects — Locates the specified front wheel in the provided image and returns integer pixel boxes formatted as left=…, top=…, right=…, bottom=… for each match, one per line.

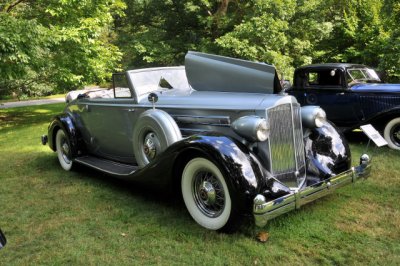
left=55, top=129, right=74, bottom=171
left=181, top=158, right=234, bottom=231
left=384, top=118, right=400, bottom=150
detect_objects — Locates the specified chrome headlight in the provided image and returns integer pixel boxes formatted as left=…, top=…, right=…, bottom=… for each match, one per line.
left=301, top=106, right=327, bottom=128
left=231, top=116, right=270, bottom=142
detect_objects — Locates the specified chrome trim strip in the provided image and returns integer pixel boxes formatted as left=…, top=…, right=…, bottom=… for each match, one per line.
left=173, top=115, right=231, bottom=127
left=254, top=161, right=371, bottom=227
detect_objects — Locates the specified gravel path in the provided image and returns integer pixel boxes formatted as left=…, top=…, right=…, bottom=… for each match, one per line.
left=0, top=98, right=65, bottom=109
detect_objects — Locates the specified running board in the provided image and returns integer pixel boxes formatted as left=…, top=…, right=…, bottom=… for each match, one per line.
left=75, top=156, right=138, bottom=176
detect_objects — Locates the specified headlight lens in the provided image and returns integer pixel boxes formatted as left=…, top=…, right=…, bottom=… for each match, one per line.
left=314, top=108, right=327, bottom=128
left=256, top=120, right=269, bottom=142
left=301, top=106, right=327, bottom=128
left=232, top=116, right=270, bottom=142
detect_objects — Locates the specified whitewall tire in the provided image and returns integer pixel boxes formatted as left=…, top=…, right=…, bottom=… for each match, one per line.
left=181, top=158, right=232, bottom=230
left=55, top=129, right=74, bottom=171
left=384, top=118, right=400, bottom=150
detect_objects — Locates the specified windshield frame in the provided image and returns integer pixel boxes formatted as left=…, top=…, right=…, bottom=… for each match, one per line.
left=346, top=67, right=381, bottom=86
left=127, top=66, right=190, bottom=102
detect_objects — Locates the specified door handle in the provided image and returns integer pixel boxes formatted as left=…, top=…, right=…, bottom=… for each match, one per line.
left=127, top=108, right=135, bottom=112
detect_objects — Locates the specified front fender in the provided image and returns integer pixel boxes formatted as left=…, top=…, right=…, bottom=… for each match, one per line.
left=48, top=113, right=82, bottom=158
left=304, top=121, right=352, bottom=180
left=171, top=135, right=290, bottom=214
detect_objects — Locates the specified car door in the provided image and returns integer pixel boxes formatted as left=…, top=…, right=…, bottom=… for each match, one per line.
left=78, top=74, right=138, bottom=164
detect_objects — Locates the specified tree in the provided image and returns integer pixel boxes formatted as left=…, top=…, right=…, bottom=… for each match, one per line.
left=116, top=0, right=247, bottom=68
left=0, top=0, right=125, bottom=97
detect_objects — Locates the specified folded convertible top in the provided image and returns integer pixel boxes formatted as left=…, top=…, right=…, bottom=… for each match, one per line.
left=185, top=51, right=278, bottom=94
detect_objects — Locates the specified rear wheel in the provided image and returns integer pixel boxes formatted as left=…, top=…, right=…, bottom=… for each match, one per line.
left=181, top=158, right=234, bottom=231
left=384, top=118, right=400, bottom=150
left=55, top=129, right=74, bottom=171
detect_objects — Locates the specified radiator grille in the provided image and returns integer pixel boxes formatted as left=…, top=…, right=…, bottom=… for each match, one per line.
left=267, top=103, right=305, bottom=187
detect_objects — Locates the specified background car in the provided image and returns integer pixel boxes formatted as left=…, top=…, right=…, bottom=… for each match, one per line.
left=287, top=63, right=400, bottom=149
left=43, top=52, right=371, bottom=232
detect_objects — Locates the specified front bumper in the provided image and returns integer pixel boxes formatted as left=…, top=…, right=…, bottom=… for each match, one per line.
left=253, top=154, right=371, bottom=227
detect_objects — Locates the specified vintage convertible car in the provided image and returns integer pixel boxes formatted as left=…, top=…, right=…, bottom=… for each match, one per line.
left=287, top=63, right=400, bottom=149
left=42, top=52, right=371, bottom=231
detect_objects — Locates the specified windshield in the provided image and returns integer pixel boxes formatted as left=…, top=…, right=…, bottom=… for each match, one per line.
left=346, top=68, right=381, bottom=86
left=128, top=67, right=190, bottom=98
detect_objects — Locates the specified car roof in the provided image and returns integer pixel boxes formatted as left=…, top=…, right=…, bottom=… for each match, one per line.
left=296, top=63, right=367, bottom=71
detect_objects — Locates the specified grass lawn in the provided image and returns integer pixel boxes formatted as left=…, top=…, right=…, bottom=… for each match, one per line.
left=0, top=104, right=399, bottom=265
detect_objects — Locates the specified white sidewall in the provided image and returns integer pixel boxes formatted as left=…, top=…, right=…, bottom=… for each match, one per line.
left=384, top=118, right=400, bottom=150
left=56, top=129, right=73, bottom=171
left=181, top=158, right=231, bottom=230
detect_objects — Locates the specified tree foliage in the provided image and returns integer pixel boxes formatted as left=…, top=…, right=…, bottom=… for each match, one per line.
left=118, top=0, right=399, bottom=82
left=0, top=0, right=125, bottom=97
left=0, top=0, right=399, bottom=97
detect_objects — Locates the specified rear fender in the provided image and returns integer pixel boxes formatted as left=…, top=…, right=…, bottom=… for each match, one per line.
left=48, top=113, right=82, bottom=158
left=363, top=107, right=400, bottom=131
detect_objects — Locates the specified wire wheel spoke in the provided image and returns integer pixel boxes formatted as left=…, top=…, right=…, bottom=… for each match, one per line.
left=193, top=170, right=225, bottom=218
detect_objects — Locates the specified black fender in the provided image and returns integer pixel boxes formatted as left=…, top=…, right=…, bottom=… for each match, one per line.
left=174, top=134, right=265, bottom=214
left=304, top=120, right=352, bottom=181
left=362, top=107, right=400, bottom=131
left=341, top=107, right=400, bottom=132
left=48, top=113, right=83, bottom=158
left=127, top=134, right=290, bottom=214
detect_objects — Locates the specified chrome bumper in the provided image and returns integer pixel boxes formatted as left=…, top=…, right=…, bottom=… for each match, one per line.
left=253, top=154, right=371, bottom=227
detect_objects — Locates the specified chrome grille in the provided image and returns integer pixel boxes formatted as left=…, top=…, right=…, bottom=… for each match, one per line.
left=267, top=103, right=305, bottom=187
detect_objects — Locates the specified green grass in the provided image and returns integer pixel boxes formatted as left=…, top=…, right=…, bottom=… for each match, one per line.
left=0, top=104, right=399, bottom=265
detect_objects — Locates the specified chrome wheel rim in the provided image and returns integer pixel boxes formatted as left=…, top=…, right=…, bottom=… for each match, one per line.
left=143, top=132, right=161, bottom=162
left=192, top=171, right=225, bottom=218
left=57, top=133, right=71, bottom=164
left=390, top=124, right=400, bottom=147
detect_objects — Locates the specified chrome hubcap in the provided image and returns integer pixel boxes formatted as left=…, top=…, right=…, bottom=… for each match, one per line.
left=193, top=171, right=225, bottom=218
left=391, top=125, right=400, bottom=146
left=199, top=181, right=216, bottom=205
left=143, top=132, right=161, bottom=161
left=59, top=137, right=71, bottom=163
left=62, top=142, right=70, bottom=155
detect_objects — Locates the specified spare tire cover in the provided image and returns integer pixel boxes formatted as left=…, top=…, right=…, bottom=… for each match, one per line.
left=133, top=109, right=182, bottom=167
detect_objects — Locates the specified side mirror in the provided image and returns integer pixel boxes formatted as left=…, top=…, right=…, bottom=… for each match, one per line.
left=0, top=229, right=6, bottom=249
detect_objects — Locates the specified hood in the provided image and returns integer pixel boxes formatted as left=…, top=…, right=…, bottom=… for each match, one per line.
left=139, top=90, right=296, bottom=111
left=350, top=83, right=400, bottom=93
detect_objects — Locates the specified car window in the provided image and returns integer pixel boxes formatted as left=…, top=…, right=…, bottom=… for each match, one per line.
left=113, top=73, right=132, bottom=98
left=305, top=70, right=342, bottom=88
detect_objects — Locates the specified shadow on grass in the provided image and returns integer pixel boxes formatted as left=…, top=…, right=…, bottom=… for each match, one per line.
left=0, top=103, right=65, bottom=131
left=33, top=151, right=190, bottom=218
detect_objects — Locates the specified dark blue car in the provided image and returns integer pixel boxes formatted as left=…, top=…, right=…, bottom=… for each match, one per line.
left=287, top=63, right=400, bottom=149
